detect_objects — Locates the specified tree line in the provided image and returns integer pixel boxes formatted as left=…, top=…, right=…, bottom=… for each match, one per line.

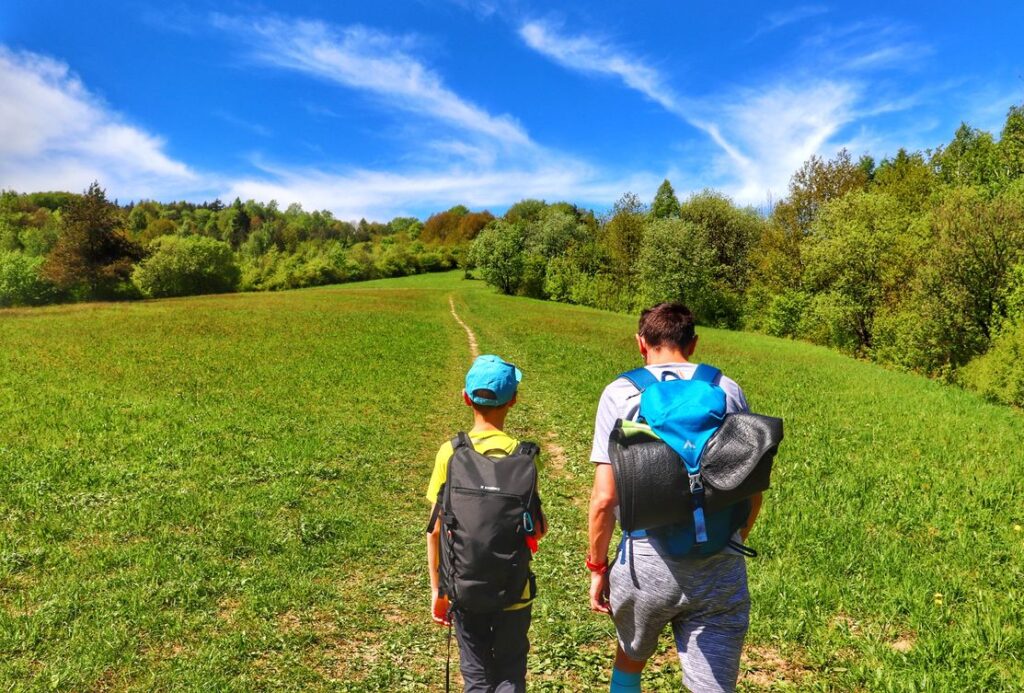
left=3, top=103, right=1024, bottom=405
left=0, top=188, right=477, bottom=305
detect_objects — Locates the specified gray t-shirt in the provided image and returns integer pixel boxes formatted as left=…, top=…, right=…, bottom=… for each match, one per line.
left=590, top=362, right=749, bottom=464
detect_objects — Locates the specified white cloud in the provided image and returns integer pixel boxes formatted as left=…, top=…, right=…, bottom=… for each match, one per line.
left=0, top=39, right=664, bottom=221
left=518, top=21, right=754, bottom=172
left=700, top=81, right=862, bottom=204
left=520, top=20, right=678, bottom=113
left=0, top=46, right=197, bottom=198
left=519, top=18, right=935, bottom=205
left=221, top=159, right=660, bottom=221
left=803, top=20, right=932, bottom=74
left=205, top=14, right=667, bottom=218
left=214, top=15, right=532, bottom=147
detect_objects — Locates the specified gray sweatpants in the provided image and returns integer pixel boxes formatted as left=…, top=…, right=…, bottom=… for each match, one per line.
left=609, top=537, right=750, bottom=693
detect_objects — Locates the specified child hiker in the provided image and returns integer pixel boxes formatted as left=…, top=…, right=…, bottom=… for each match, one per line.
left=426, top=354, right=547, bottom=693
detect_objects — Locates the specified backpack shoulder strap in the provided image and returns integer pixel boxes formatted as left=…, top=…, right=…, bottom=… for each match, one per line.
left=451, top=432, right=472, bottom=451
left=691, top=363, right=721, bottom=384
left=618, top=367, right=658, bottom=393
left=426, top=495, right=443, bottom=533
left=512, top=441, right=540, bottom=458
left=430, top=435, right=469, bottom=534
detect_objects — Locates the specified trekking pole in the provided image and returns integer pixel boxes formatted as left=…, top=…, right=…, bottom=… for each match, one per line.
left=445, top=606, right=453, bottom=693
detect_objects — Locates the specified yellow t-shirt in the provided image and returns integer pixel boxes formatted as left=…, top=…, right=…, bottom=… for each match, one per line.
left=426, top=429, right=537, bottom=610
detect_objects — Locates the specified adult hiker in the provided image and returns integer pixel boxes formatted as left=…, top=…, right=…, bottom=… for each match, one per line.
left=587, top=303, right=763, bottom=693
left=426, top=354, right=547, bottom=692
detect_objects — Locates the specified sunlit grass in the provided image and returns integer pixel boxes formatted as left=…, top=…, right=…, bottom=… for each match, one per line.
left=2, top=271, right=1022, bottom=690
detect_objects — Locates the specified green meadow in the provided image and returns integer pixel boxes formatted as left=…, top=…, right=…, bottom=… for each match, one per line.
left=2, top=271, right=1023, bottom=691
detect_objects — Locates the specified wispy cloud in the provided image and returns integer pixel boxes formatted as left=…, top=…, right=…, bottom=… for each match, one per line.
left=213, top=110, right=272, bottom=137
left=205, top=13, right=667, bottom=218
left=0, top=46, right=197, bottom=199
left=803, top=20, right=933, bottom=73
left=518, top=20, right=753, bottom=170
left=749, top=5, right=829, bottom=41
left=443, top=0, right=501, bottom=20
left=519, top=17, right=934, bottom=204
left=213, top=14, right=532, bottom=147
left=519, top=20, right=677, bottom=113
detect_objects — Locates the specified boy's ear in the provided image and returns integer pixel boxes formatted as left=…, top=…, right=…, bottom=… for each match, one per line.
left=507, top=393, right=518, bottom=408
left=462, top=390, right=473, bottom=407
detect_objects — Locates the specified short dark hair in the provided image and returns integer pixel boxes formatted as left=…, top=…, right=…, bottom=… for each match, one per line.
left=638, top=303, right=696, bottom=350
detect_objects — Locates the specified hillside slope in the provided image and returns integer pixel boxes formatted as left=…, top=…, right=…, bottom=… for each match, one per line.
left=2, top=271, right=1022, bottom=691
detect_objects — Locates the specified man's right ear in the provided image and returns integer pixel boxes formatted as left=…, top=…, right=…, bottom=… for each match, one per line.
left=462, top=390, right=473, bottom=407
left=636, top=334, right=648, bottom=361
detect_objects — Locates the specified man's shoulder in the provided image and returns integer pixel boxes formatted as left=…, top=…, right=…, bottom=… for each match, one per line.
left=602, top=373, right=643, bottom=397
left=716, top=371, right=742, bottom=391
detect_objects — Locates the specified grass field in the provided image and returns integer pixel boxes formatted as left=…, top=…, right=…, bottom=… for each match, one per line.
left=2, top=271, right=1023, bottom=691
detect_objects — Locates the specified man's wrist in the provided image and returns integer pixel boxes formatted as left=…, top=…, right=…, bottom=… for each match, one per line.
left=586, top=555, right=609, bottom=574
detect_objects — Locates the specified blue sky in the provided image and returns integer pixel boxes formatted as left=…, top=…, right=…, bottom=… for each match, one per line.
left=1, top=1, right=1022, bottom=221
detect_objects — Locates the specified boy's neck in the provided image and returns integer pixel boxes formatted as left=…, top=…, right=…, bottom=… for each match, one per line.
left=471, top=410, right=507, bottom=433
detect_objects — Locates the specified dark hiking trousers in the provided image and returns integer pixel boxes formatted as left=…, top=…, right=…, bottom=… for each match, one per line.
left=453, top=605, right=531, bottom=693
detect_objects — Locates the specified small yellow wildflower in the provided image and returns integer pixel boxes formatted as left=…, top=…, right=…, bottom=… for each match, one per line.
left=1014, top=524, right=1022, bottom=532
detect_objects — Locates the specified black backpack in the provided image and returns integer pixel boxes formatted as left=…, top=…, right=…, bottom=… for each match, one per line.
left=428, top=433, right=541, bottom=614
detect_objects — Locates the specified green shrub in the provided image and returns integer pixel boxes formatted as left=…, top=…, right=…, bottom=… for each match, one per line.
left=961, top=320, right=1024, bottom=406
left=543, top=255, right=578, bottom=303
left=797, top=291, right=861, bottom=353
left=0, top=220, right=19, bottom=252
left=1001, top=263, right=1024, bottom=327
left=763, top=290, right=809, bottom=337
left=132, top=235, right=240, bottom=298
left=417, top=251, right=443, bottom=273
left=517, top=254, right=547, bottom=299
left=0, top=251, right=57, bottom=307
left=375, top=243, right=416, bottom=278
left=871, top=294, right=955, bottom=376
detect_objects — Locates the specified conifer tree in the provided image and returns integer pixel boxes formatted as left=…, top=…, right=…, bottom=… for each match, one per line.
left=650, top=179, right=681, bottom=219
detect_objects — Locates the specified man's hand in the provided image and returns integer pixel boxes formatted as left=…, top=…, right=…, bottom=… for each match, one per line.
left=431, top=591, right=451, bottom=626
left=589, top=571, right=611, bottom=614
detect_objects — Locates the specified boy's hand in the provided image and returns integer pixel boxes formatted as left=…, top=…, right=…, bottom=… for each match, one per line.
left=589, top=571, right=611, bottom=614
left=431, top=591, right=451, bottom=626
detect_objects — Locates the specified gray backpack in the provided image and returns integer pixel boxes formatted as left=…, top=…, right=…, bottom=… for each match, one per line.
left=427, top=433, right=541, bottom=613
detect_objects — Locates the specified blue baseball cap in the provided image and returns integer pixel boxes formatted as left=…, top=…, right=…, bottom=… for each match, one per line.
left=465, top=354, right=522, bottom=406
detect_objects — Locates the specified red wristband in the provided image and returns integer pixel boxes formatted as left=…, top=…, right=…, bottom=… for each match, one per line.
left=586, top=556, right=608, bottom=574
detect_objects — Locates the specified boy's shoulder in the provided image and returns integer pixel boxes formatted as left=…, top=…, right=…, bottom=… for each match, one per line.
left=437, top=430, right=521, bottom=458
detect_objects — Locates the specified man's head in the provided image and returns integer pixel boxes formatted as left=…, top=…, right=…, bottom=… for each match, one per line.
left=463, top=354, right=522, bottom=411
left=636, top=302, right=698, bottom=361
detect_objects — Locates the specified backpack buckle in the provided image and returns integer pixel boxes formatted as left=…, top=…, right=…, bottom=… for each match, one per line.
left=688, top=473, right=704, bottom=494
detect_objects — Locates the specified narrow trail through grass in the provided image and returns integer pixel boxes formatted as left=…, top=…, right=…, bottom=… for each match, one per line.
left=448, top=295, right=480, bottom=359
